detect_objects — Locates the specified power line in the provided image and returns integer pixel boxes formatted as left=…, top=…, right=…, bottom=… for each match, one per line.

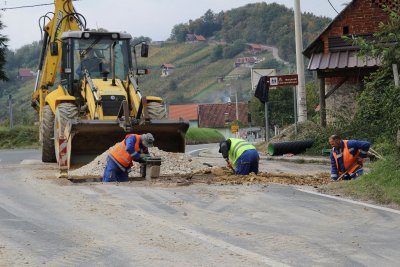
left=327, top=0, right=339, bottom=14
left=0, top=0, right=80, bottom=11
left=0, top=2, right=53, bottom=11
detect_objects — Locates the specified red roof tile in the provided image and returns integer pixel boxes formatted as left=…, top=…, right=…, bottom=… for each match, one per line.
left=162, top=63, right=175, bottom=69
left=195, top=35, right=206, bottom=41
left=169, top=104, right=199, bottom=120
left=249, top=43, right=262, bottom=49
left=198, top=102, right=249, bottom=128
left=235, top=57, right=257, bottom=64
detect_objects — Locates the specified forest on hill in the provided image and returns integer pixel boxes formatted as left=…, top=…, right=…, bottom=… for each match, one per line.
left=169, top=2, right=331, bottom=63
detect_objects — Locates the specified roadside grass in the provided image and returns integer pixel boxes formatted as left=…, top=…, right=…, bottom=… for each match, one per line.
left=324, top=151, right=400, bottom=206
left=0, top=126, right=40, bottom=148
left=185, top=127, right=225, bottom=145
left=0, top=125, right=225, bottom=148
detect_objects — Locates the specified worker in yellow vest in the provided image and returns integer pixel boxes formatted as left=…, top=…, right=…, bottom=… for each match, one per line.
left=103, top=133, right=154, bottom=182
left=218, top=138, right=260, bottom=175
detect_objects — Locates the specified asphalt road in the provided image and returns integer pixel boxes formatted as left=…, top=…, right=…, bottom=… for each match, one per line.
left=0, top=148, right=399, bottom=266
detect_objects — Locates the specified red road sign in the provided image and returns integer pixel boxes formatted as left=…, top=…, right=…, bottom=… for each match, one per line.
left=268, top=74, right=298, bottom=86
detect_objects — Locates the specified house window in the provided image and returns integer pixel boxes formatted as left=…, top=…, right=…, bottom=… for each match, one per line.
left=343, top=26, right=349, bottom=35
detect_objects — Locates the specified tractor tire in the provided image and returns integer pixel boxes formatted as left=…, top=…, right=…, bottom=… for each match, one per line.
left=54, top=103, right=79, bottom=163
left=41, top=105, right=56, bottom=163
left=146, top=101, right=167, bottom=120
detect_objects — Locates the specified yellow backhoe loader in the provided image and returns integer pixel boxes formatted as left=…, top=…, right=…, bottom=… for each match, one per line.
left=31, top=0, right=189, bottom=173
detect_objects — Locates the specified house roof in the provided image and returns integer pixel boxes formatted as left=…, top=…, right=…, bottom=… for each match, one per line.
left=235, top=57, right=257, bottom=64
left=195, top=35, right=206, bottom=41
left=161, top=63, right=175, bottom=69
left=169, top=104, right=199, bottom=120
left=308, top=51, right=382, bottom=70
left=18, top=68, right=34, bottom=77
left=249, top=43, right=262, bottom=49
left=303, top=0, right=356, bottom=57
left=198, top=102, right=249, bottom=128
left=304, top=0, right=398, bottom=58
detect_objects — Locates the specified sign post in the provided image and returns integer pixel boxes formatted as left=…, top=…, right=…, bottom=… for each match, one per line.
left=254, top=74, right=299, bottom=142
left=269, top=74, right=299, bottom=135
left=267, top=74, right=299, bottom=139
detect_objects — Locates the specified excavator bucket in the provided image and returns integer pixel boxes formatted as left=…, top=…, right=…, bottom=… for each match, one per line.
left=68, top=119, right=189, bottom=166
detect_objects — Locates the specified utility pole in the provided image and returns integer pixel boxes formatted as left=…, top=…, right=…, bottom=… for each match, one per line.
left=235, top=90, right=239, bottom=121
left=294, top=0, right=307, bottom=122
left=8, top=94, right=13, bottom=129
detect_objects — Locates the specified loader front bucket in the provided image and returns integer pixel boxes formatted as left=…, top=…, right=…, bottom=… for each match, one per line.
left=69, top=119, right=189, bottom=166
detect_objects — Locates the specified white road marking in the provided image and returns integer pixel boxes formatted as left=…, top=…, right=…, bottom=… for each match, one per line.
left=186, top=148, right=208, bottom=155
left=297, top=189, right=400, bottom=215
left=128, top=208, right=291, bottom=267
left=20, top=159, right=43, bottom=165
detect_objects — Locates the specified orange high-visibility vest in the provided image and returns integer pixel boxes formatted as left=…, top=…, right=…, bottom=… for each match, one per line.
left=110, top=134, right=140, bottom=168
left=332, top=140, right=360, bottom=175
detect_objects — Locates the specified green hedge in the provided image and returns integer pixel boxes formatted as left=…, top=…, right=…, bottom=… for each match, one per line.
left=185, top=127, right=225, bottom=144
left=0, top=126, right=40, bottom=148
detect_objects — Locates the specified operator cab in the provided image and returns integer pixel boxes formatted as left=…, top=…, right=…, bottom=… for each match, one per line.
left=60, top=31, right=133, bottom=94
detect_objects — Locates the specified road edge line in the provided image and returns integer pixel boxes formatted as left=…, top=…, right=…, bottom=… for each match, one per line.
left=296, top=189, right=400, bottom=215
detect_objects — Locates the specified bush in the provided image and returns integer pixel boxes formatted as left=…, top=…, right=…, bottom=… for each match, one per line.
left=0, top=126, right=39, bottom=148
left=185, top=127, right=225, bottom=144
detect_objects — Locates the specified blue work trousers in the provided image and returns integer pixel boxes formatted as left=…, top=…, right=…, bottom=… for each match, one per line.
left=103, top=157, right=129, bottom=182
left=235, top=149, right=259, bottom=175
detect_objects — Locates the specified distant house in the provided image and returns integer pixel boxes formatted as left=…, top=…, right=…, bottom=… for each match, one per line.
left=186, top=34, right=206, bottom=43
left=198, top=102, right=249, bottom=138
left=168, top=104, right=199, bottom=127
left=161, top=63, right=175, bottom=76
left=17, top=68, right=35, bottom=81
left=234, top=57, right=258, bottom=68
left=303, top=0, right=391, bottom=126
left=248, top=43, right=263, bottom=54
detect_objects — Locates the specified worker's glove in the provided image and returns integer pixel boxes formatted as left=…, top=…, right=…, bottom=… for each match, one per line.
left=138, top=154, right=151, bottom=163
left=126, top=167, right=132, bottom=174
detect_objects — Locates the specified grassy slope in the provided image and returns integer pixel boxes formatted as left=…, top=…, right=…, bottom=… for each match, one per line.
left=137, top=42, right=276, bottom=104
left=325, top=153, right=400, bottom=206
left=185, top=127, right=225, bottom=144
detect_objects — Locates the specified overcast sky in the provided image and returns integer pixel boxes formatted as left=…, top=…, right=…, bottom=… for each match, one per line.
left=1, top=0, right=349, bottom=50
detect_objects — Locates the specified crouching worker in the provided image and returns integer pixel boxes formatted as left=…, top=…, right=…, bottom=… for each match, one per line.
left=103, top=133, right=155, bottom=182
left=218, top=138, right=260, bottom=175
left=329, top=135, right=370, bottom=181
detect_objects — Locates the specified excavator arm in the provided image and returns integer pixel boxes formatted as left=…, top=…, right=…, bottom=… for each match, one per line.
left=32, top=0, right=82, bottom=117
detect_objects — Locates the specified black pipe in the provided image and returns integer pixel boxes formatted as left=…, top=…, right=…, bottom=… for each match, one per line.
left=267, top=139, right=315, bottom=156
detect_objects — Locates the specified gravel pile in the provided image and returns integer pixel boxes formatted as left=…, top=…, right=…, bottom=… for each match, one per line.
left=69, top=147, right=210, bottom=177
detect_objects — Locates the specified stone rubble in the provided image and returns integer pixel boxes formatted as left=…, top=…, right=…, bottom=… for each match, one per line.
left=69, top=147, right=210, bottom=177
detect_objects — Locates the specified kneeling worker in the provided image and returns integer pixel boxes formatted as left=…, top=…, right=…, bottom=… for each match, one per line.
left=103, top=133, right=155, bottom=182
left=329, top=135, right=370, bottom=181
left=219, top=138, right=260, bottom=175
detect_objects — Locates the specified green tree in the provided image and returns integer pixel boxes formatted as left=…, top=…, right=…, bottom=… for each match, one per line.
left=131, top=36, right=152, bottom=45
left=0, top=15, right=9, bottom=81
left=170, top=23, right=189, bottom=43
left=349, top=7, right=400, bottom=142
left=222, top=39, right=246, bottom=58
left=210, top=45, right=223, bottom=62
left=169, top=80, right=177, bottom=91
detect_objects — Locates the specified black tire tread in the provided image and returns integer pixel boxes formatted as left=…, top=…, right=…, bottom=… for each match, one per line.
left=146, top=102, right=167, bottom=120
left=41, top=105, right=56, bottom=163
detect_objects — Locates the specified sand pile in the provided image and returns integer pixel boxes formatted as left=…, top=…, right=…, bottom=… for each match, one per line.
left=69, top=147, right=209, bottom=177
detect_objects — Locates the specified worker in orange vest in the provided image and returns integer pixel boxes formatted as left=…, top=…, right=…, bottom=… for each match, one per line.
left=103, top=133, right=154, bottom=182
left=329, top=135, right=370, bottom=181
